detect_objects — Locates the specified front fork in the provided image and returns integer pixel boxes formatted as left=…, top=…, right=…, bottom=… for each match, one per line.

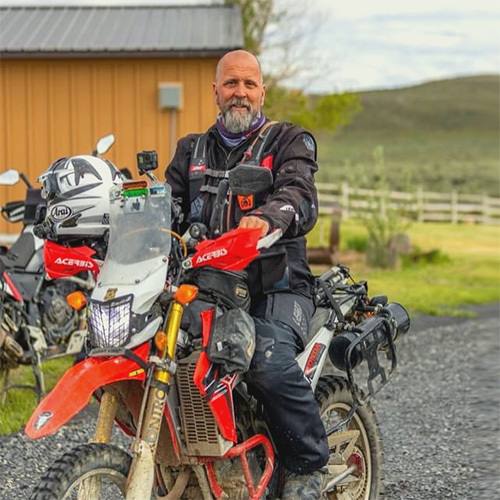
left=88, top=290, right=196, bottom=499
left=92, top=391, right=119, bottom=443
left=126, top=298, right=188, bottom=500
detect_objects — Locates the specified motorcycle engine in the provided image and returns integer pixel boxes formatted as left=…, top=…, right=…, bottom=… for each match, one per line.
left=39, top=283, right=78, bottom=345
left=0, top=300, right=30, bottom=368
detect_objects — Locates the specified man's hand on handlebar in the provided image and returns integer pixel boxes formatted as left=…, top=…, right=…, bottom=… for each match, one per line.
left=239, top=216, right=269, bottom=237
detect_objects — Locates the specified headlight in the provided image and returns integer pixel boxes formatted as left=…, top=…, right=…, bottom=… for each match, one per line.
left=88, top=295, right=132, bottom=348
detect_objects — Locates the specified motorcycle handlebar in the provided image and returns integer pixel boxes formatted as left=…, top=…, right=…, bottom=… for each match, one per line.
left=19, top=172, right=33, bottom=189
left=182, top=224, right=282, bottom=251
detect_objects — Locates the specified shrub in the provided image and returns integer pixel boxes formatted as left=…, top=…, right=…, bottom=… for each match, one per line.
left=361, top=146, right=412, bottom=268
left=345, top=234, right=368, bottom=252
left=401, top=245, right=451, bottom=268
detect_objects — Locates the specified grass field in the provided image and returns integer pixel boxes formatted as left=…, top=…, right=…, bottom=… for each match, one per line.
left=310, top=220, right=500, bottom=315
left=0, top=357, right=73, bottom=435
left=316, top=75, right=500, bottom=196
left=1, top=222, right=499, bottom=435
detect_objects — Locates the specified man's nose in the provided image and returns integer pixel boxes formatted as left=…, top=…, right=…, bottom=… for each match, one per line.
left=234, top=82, right=247, bottom=98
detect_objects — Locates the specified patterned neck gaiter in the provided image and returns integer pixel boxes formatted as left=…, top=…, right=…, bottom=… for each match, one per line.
left=215, top=112, right=266, bottom=148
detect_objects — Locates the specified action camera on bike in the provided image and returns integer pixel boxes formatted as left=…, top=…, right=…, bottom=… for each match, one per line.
left=137, top=150, right=158, bottom=173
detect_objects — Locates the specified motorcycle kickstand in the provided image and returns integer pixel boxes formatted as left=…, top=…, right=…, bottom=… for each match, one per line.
left=32, top=353, right=45, bottom=402
left=0, top=368, right=10, bottom=404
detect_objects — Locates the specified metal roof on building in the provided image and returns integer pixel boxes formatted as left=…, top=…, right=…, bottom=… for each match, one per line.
left=0, top=4, right=243, bottom=57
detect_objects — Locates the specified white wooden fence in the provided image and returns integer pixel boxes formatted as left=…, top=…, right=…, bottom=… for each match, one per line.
left=1, top=182, right=499, bottom=244
left=317, top=182, right=500, bottom=225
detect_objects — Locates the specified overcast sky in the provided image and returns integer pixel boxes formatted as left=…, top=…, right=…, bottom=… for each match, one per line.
left=2, top=0, right=499, bottom=92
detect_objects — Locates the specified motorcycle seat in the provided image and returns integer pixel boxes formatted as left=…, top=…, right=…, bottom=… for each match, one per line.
left=0, top=232, right=36, bottom=270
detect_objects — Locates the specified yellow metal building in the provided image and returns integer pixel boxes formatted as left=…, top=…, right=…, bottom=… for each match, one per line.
left=0, top=4, right=242, bottom=237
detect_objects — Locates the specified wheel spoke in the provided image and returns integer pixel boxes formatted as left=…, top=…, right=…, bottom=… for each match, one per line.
left=76, top=477, right=101, bottom=500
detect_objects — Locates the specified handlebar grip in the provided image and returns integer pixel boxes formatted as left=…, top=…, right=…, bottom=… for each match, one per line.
left=189, top=223, right=208, bottom=240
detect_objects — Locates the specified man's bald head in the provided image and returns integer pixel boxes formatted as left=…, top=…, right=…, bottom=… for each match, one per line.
left=215, top=50, right=263, bottom=84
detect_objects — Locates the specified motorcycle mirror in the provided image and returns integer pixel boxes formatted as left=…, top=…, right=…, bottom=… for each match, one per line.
left=228, top=164, right=273, bottom=196
left=95, top=134, right=115, bottom=156
left=0, top=169, right=20, bottom=186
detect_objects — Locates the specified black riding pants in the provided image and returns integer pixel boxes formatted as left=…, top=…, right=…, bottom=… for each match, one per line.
left=245, top=297, right=329, bottom=474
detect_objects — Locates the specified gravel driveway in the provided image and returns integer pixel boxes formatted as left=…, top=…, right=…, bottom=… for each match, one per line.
left=0, top=304, right=498, bottom=499
left=378, top=303, right=500, bottom=500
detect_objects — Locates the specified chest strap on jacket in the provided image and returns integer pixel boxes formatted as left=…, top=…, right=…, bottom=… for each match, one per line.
left=188, top=122, right=276, bottom=202
left=204, top=168, right=229, bottom=179
left=188, top=135, right=208, bottom=203
left=242, top=121, right=278, bottom=164
left=200, top=185, right=220, bottom=195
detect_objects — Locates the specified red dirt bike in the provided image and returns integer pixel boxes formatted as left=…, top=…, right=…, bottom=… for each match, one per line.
left=25, top=160, right=409, bottom=499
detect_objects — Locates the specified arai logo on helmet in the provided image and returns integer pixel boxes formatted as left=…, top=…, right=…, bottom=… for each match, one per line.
left=50, top=205, right=73, bottom=221
left=195, top=248, right=228, bottom=264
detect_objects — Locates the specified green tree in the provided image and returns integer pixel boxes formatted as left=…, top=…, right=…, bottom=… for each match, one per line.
left=265, top=87, right=360, bottom=133
left=225, top=0, right=360, bottom=133
left=225, top=0, right=273, bottom=55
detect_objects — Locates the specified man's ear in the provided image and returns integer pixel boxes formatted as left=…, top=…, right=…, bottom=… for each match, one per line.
left=261, top=84, right=266, bottom=107
left=213, top=82, right=219, bottom=104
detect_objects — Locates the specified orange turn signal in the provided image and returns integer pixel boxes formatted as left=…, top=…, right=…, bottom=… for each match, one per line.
left=154, top=331, right=168, bottom=354
left=174, top=284, right=199, bottom=306
left=66, top=291, right=87, bottom=310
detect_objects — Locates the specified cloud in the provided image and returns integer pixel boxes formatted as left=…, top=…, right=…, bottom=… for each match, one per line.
left=4, top=0, right=499, bottom=91
left=318, top=0, right=500, bottom=19
left=302, top=8, right=500, bottom=91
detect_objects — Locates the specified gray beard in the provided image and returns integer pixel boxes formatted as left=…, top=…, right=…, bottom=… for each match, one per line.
left=222, top=107, right=255, bottom=134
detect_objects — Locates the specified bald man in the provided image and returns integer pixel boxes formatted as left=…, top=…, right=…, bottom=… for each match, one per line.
left=166, top=50, right=329, bottom=499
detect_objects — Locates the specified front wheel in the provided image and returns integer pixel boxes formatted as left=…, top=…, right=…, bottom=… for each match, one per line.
left=30, top=443, right=132, bottom=500
left=316, top=375, right=385, bottom=500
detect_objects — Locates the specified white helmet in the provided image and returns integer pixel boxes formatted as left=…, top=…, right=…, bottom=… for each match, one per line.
left=38, top=155, right=124, bottom=241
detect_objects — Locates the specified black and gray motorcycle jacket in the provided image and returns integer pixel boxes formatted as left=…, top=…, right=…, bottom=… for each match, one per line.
left=165, top=120, right=319, bottom=301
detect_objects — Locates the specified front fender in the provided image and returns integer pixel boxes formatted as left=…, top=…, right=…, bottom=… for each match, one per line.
left=25, top=343, right=149, bottom=439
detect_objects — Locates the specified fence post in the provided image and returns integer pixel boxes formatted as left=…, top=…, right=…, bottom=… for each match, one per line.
left=341, top=182, right=350, bottom=219
left=416, top=187, right=424, bottom=222
left=482, top=194, right=490, bottom=225
left=380, top=192, right=387, bottom=220
left=451, top=191, right=458, bottom=224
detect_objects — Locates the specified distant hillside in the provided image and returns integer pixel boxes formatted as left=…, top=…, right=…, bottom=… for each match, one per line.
left=341, top=75, right=499, bottom=134
left=317, top=75, right=500, bottom=196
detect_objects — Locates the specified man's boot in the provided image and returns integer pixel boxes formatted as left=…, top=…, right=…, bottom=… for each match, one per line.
left=281, top=468, right=328, bottom=500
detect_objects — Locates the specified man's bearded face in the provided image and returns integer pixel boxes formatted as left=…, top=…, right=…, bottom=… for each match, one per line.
left=221, top=98, right=258, bottom=133
left=213, top=51, right=266, bottom=134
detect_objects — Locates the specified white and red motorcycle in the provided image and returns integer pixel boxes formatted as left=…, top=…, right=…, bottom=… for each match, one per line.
left=26, top=156, right=409, bottom=499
